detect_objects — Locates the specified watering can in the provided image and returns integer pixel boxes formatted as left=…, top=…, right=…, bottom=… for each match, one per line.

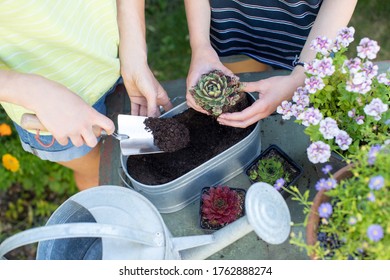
left=0, top=182, right=291, bottom=260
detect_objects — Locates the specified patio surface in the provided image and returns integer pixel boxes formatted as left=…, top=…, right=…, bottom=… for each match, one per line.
left=99, top=70, right=320, bottom=260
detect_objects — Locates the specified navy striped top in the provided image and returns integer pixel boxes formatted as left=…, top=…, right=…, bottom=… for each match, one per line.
left=210, top=0, right=323, bottom=70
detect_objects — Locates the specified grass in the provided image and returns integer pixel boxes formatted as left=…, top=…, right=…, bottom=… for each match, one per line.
left=349, top=0, right=390, bottom=61
left=145, top=0, right=191, bottom=81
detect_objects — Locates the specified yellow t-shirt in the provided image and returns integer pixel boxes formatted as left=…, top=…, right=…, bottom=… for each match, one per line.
left=0, top=0, right=120, bottom=125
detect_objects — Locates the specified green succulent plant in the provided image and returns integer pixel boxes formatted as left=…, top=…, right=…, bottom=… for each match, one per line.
left=190, top=70, right=244, bottom=116
left=249, top=157, right=289, bottom=185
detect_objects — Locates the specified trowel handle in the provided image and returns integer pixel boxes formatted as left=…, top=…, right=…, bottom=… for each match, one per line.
left=20, top=113, right=102, bottom=136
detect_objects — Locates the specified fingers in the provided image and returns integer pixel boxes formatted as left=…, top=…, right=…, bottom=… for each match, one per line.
left=129, top=96, right=147, bottom=116
left=145, top=84, right=172, bottom=117
left=186, top=92, right=210, bottom=115
left=95, top=114, right=115, bottom=135
left=157, top=85, right=173, bottom=113
left=54, top=135, right=69, bottom=146
left=217, top=100, right=263, bottom=128
left=70, top=134, right=87, bottom=148
left=243, top=81, right=262, bottom=93
left=72, top=114, right=114, bottom=148
left=217, top=112, right=260, bottom=128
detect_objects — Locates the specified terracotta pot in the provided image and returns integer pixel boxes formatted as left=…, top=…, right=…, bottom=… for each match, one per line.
left=306, top=164, right=353, bottom=259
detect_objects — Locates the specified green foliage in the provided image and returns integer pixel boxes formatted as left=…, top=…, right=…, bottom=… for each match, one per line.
left=349, top=0, right=390, bottom=62
left=0, top=109, right=76, bottom=195
left=0, top=107, right=77, bottom=244
left=287, top=144, right=390, bottom=259
left=145, top=0, right=191, bottom=81
left=249, top=157, right=290, bottom=186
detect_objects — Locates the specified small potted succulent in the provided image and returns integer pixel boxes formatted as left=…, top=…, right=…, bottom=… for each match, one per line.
left=287, top=143, right=390, bottom=260
left=245, top=145, right=303, bottom=198
left=277, top=26, right=389, bottom=173
left=189, top=69, right=248, bottom=116
left=199, top=185, right=246, bottom=231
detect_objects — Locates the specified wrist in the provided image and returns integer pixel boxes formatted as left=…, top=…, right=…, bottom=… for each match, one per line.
left=290, top=66, right=306, bottom=86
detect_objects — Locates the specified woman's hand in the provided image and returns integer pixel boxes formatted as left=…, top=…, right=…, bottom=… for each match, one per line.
left=25, top=74, right=114, bottom=147
left=217, top=72, right=304, bottom=128
left=186, top=46, right=236, bottom=115
left=122, top=63, right=172, bottom=117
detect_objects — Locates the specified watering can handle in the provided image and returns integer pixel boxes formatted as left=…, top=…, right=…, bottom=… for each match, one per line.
left=0, top=223, right=164, bottom=259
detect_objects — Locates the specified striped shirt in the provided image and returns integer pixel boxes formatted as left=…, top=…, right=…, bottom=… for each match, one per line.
left=210, top=0, right=323, bottom=69
left=0, top=0, right=120, bottom=125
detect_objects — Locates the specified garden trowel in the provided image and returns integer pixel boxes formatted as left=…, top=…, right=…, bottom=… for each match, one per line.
left=20, top=113, right=164, bottom=156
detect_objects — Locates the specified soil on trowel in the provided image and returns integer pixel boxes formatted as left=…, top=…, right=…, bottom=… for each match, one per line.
left=144, top=117, right=190, bottom=152
left=126, top=94, right=256, bottom=185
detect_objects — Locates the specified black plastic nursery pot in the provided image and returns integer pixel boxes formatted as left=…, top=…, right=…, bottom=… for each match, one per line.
left=245, top=144, right=303, bottom=199
left=199, top=186, right=246, bottom=232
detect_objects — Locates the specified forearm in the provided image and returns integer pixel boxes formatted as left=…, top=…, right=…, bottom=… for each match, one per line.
left=0, top=70, right=49, bottom=112
left=292, top=0, right=358, bottom=83
left=116, top=0, right=147, bottom=77
left=299, top=0, right=358, bottom=64
left=184, top=0, right=212, bottom=52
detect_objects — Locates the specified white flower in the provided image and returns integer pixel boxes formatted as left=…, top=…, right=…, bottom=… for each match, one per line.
left=307, top=141, right=331, bottom=163
left=357, top=38, right=380, bottom=60
left=335, top=130, right=352, bottom=150
left=364, top=98, right=389, bottom=120
left=298, top=107, right=323, bottom=127
left=277, top=101, right=294, bottom=120
left=310, top=36, right=332, bottom=55
left=319, top=117, right=340, bottom=139
left=334, top=26, right=355, bottom=49
left=346, top=72, right=372, bottom=94
left=343, top=57, right=361, bottom=74
left=377, top=73, right=390, bottom=86
left=304, top=76, right=325, bottom=94
left=316, top=57, right=335, bottom=77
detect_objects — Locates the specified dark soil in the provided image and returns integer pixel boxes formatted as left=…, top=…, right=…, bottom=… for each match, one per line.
left=199, top=187, right=246, bottom=232
left=144, top=117, right=190, bottom=152
left=126, top=94, right=254, bottom=185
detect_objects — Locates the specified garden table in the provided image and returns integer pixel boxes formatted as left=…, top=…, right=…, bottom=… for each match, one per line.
left=99, top=70, right=319, bottom=260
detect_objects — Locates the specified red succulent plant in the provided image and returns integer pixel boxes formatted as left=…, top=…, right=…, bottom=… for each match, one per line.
left=201, top=185, right=243, bottom=227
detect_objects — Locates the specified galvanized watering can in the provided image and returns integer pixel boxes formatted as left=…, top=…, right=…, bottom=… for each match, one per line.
left=0, top=183, right=291, bottom=260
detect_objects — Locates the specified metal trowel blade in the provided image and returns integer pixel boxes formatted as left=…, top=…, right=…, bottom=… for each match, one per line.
left=117, top=114, right=163, bottom=156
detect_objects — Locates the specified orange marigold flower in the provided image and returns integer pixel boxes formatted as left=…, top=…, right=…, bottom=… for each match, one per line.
left=0, top=123, right=12, bottom=136
left=2, top=154, right=20, bottom=172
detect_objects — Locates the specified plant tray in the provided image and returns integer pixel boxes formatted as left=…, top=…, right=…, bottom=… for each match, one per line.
left=245, top=144, right=303, bottom=199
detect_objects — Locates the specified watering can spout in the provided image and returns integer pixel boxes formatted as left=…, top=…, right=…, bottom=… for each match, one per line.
left=180, top=216, right=253, bottom=260
left=172, top=235, right=215, bottom=252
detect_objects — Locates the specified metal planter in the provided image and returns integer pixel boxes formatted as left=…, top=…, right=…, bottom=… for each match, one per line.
left=121, top=93, right=261, bottom=213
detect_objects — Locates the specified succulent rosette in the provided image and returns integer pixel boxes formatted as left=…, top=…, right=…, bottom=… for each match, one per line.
left=201, top=185, right=242, bottom=226
left=190, top=70, right=244, bottom=116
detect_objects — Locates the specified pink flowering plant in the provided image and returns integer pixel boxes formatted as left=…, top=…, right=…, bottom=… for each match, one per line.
left=277, top=26, right=390, bottom=164
left=286, top=143, right=390, bottom=259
